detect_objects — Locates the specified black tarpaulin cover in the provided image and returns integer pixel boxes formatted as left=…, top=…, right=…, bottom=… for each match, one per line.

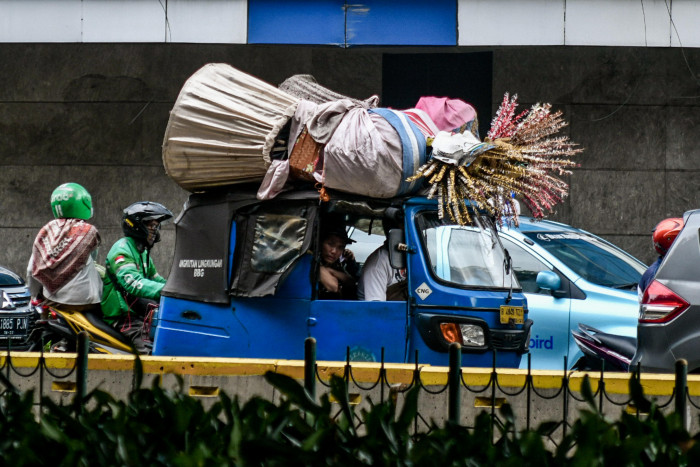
left=162, top=190, right=319, bottom=303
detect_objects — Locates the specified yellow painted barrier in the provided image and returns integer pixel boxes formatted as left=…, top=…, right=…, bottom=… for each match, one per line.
left=2, top=352, right=698, bottom=397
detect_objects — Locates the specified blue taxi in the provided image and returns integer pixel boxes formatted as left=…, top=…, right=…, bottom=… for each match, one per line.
left=497, top=218, right=646, bottom=370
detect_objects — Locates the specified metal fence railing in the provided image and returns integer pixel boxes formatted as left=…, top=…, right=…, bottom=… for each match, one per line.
left=302, top=338, right=696, bottom=442
left=1, top=334, right=697, bottom=445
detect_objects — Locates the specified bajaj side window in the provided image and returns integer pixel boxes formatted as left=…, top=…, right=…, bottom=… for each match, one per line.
left=417, top=213, right=518, bottom=289
left=347, top=221, right=386, bottom=268
left=230, top=204, right=316, bottom=298
left=251, top=214, right=307, bottom=274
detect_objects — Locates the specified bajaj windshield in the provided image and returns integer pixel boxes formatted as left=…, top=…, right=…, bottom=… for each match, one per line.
left=418, top=213, right=518, bottom=289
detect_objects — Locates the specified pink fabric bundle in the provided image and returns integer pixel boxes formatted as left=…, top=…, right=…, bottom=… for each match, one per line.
left=415, top=96, right=477, bottom=133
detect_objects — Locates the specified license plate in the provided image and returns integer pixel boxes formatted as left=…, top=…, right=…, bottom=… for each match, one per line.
left=500, top=306, right=524, bottom=325
left=0, top=316, right=29, bottom=339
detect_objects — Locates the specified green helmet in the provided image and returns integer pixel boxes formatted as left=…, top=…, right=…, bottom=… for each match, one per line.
left=50, top=183, right=93, bottom=220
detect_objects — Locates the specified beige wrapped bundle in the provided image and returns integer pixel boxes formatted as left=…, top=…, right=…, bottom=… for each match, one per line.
left=162, top=63, right=299, bottom=192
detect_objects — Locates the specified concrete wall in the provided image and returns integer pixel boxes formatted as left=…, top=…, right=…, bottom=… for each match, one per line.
left=1, top=43, right=699, bottom=278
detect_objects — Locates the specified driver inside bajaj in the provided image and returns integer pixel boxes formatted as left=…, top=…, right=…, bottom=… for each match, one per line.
left=317, top=223, right=360, bottom=300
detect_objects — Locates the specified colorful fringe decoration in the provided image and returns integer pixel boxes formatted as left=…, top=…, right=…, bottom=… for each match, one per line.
left=407, top=93, right=581, bottom=226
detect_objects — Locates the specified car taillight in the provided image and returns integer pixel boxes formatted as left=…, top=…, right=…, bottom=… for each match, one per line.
left=640, top=280, right=690, bottom=323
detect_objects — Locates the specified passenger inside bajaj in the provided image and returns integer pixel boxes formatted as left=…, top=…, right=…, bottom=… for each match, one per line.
left=316, top=206, right=410, bottom=302
left=358, top=213, right=408, bottom=301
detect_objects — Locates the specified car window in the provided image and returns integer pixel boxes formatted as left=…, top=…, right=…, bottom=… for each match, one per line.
left=417, top=213, right=518, bottom=289
left=524, top=232, right=645, bottom=288
left=501, top=238, right=553, bottom=294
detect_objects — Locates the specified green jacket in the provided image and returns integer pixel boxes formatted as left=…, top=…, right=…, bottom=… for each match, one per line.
left=101, top=237, right=166, bottom=323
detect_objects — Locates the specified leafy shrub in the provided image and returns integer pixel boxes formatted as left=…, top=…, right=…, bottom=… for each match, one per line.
left=1, top=366, right=700, bottom=465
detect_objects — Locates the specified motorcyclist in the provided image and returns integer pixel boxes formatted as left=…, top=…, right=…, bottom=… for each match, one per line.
left=637, top=217, right=684, bottom=301
left=101, top=201, right=173, bottom=354
left=27, top=183, right=102, bottom=315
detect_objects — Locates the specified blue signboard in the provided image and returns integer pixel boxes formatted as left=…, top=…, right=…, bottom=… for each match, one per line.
left=347, top=0, right=456, bottom=46
left=248, top=0, right=346, bottom=45
left=248, top=0, right=456, bottom=46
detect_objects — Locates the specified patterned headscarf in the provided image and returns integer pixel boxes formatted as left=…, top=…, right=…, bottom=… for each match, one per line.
left=30, top=218, right=100, bottom=294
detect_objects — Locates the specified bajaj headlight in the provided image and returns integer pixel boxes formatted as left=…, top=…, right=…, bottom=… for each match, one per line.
left=440, top=322, right=486, bottom=348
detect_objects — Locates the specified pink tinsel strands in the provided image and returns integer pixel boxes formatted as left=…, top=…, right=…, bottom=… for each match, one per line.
left=408, top=92, right=581, bottom=226
left=487, top=93, right=529, bottom=140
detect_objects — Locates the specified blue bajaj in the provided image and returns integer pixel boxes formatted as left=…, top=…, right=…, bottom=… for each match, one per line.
left=152, top=189, right=531, bottom=367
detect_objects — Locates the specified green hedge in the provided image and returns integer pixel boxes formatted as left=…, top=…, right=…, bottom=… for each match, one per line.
left=0, top=366, right=699, bottom=466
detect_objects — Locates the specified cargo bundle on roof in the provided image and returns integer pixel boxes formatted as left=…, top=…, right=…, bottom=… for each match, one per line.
left=162, top=64, right=299, bottom=191
left=162, top=63, right=581, bottom=225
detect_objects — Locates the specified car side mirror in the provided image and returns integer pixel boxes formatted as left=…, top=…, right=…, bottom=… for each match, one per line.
left=387, top=228, right=406, bottom=270
left=536, top=270, right=566, bottom=298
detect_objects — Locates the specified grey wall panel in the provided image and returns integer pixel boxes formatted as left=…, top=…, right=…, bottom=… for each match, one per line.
left=0, top=43, right=697, bottom=275
left=492, top=47, right=575, bottom=106
left=667, top=107, right=700, bottom=171
left=0, top=102, right=170, bottom=166
left=666, top=173, right=700, bottom=226
left=569, top=170, right=666, bottom=248
left=568, top=105, right=666, bottom=171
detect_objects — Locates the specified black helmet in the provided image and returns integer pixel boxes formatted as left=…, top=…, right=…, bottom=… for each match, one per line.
left=122, top=201, right=173, bottom=247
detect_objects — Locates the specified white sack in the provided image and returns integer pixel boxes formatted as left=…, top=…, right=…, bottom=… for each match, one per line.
left=322, top=108, right=403, bottom=198
left=162, top=63, right=299, bottom=192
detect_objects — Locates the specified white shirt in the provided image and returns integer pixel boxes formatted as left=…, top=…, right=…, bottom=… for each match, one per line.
left=358, top=243, right=404, bottom=301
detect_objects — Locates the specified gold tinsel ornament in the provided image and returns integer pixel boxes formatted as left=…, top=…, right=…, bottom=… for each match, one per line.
left=407, top=93, right=581, bottom=226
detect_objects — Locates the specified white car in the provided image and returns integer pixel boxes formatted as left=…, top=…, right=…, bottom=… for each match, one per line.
left=0, top=265, right=36, bottom=350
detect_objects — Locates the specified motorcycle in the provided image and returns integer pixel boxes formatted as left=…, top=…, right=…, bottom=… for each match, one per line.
left=25, top=303, right=154, bottom=355
left=571, top=323, right=636, bottom=372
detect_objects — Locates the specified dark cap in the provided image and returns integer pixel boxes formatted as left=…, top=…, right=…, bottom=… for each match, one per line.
left=321, top=225, right=355, bottom=244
